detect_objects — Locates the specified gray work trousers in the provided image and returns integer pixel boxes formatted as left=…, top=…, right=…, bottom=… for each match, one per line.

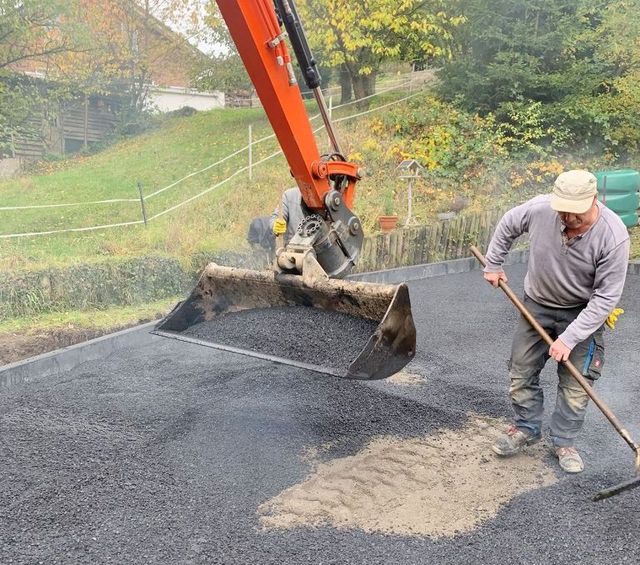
left=508, top=295, right=605, bottom=447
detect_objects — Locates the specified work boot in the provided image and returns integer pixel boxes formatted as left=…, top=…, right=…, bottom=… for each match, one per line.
left=553, top=446, right=584, bottom=474
left=492, top=425, right=542, bottom=456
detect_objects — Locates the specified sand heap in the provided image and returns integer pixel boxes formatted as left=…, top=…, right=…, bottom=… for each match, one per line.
left=386, top=370, right=425, bottom=386
left=259, top=416, right=557, bottom=538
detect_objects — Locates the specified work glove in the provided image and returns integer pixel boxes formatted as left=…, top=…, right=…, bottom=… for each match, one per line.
left=605, top=307, right=624, bottom=330
left=273, top=218, right=287, bottom=236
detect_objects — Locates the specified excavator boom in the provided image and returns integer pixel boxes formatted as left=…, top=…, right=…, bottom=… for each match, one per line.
left=218, top=0, right=324, bottom=207
left=154, top=0, right=416, bottom=380
left=216, top=0, right=356, bottom=211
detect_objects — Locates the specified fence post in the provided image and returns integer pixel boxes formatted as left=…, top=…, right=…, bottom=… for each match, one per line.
left=136, top=181, right=148, bottom=226
left=327, top=96, right=333, bottom=150
left=83, top=95, right=89, bottom=150
left=248, top=124, right=253, bottom=181
left=406, top=177, right=414, bottom=225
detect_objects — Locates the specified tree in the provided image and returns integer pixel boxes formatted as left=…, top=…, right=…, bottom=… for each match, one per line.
left=47, top=0, right=208, bottom=114
left=1, top=0, right=210, bottom=155
left=0, top=0, right=80, bottom=70
left=593, top=0, right=640, bottom=75
left=0, top=0, right=83, bottom=154
left=295, top=0, right=464, bottom=101
left=437, top=0, right=640, bottom=155
left=437, top=0, right=607, bottom=114
left=192, top=52, right=252, bottom=94
left=556, top=0, right=640, bottom=154
left=203, top=1, right=461, bottom=103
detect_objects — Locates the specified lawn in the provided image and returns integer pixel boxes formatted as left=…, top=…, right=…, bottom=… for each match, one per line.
left=0, top=88, right=419, bottom=271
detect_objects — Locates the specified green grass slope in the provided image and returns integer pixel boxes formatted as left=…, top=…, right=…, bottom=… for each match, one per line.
left=1, top=86, right=637, bottom=273
left=0, top=90, right=422, bottom=271
left=0, top=107, right=288, bottom=270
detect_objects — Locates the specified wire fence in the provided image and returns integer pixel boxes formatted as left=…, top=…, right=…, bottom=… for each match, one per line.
left=0, top=71, right=432, bottom=240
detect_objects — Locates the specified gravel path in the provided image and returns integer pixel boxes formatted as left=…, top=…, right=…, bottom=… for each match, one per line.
left=1, top=265, right=639, bottom=564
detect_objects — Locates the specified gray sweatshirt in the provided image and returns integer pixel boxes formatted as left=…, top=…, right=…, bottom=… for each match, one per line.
left=269, top=187, right=306, bottom=244
left=485, top=194, right=630, bottom=349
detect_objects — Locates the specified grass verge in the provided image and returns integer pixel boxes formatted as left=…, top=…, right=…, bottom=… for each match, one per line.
left=0, top=297, right=178, bottom=335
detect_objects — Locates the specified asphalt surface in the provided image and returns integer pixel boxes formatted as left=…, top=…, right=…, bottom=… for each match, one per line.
left=1, top=264, right=639, bottom=564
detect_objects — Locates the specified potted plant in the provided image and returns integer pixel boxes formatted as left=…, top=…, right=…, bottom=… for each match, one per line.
left=378, top=190, right=398, bottom=233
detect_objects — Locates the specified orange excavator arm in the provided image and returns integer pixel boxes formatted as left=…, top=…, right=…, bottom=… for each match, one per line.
left=216, top=0, right=363, bottom=278
left=155, top=1, right=417, bottom=381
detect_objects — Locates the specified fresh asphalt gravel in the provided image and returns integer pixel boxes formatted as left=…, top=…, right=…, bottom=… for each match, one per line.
left=182, top=306, right=379, bottom=370
left=1, top=264, right=639, bottom=564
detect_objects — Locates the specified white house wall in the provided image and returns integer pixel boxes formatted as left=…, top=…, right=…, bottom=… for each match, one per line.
left=148, top=88, right=225, bottom=113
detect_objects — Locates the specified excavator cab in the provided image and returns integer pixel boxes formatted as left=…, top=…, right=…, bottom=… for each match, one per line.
left=154, top=0, right=416, bottom=379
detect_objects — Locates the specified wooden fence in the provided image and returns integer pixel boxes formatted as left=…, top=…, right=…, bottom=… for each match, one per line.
left=5, top=95, right=120, bottom=161
left=356, top=209, right=508, bottom=273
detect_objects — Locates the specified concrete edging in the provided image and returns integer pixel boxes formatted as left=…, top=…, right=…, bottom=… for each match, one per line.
left=1, top=321, right=159, bottom=388
left=5, top=253, right=514, bottom=386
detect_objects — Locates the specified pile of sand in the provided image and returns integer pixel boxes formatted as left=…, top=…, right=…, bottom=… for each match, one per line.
left=259, top=416, right=557, bottom=538
left=386, top=370, right=425, bottom=386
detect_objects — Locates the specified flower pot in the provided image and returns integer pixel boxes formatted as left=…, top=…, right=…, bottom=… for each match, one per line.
left=378, top=215, right=398, bottom=233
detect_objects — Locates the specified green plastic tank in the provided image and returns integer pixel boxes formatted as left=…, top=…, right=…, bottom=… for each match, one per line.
left=594, top=169, right=639, bottom=227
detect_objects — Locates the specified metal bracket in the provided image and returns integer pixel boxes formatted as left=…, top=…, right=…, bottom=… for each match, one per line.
left=267, top=32, right=288, bottom=48
left=275, top=198, right=363, bottom=279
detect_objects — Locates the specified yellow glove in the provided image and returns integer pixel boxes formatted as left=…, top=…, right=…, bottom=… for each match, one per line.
left=605, top=307, right=624, bottom=330
left=273, top=218, right=287, bottom=236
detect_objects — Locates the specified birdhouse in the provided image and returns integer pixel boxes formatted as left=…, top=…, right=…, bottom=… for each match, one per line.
left=396, top=159, right=424, bottom=226
left=396, top=159, right=424, bottom=179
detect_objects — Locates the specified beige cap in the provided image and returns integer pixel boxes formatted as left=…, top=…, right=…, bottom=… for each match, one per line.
left=550, top=170, right=598, bottom=214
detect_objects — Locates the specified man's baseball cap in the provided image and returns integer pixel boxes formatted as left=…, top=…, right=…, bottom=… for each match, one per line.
left=550, top=170, right=598, bottom=214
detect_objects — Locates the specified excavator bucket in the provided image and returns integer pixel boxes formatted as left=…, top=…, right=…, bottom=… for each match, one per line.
left=153, top=264, right=416, bottom=380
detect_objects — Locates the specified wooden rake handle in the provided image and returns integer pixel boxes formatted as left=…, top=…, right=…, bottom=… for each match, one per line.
left=469, top=246, right=640, bottom=465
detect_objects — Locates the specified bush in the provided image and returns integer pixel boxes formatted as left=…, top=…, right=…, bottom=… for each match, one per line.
left=495, top=99, right=572, bottom=155
left=547, top=74, right=640, bottom=158
left=380, top=94, right=507, bottom=177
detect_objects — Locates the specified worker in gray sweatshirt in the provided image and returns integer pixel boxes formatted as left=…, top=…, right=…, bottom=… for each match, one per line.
left=483, top=169, right=630, bottom=474
left=270, top=186, right=307, bottom=245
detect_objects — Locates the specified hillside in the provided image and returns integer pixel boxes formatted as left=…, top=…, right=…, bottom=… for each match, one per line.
left=1, top=83, right=638, bottom=360
left=0, top=84, right=438, bottom=272
left=2, top=85, right=638, bottom=276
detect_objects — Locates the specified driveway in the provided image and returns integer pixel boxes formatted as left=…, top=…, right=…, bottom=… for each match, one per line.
left=1, top=265, right=638, bottom=564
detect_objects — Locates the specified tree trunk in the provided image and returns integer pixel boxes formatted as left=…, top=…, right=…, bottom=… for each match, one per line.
left=339, top=65, right=352, bottom=104
left=352, top=72, right=376, bottom=109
